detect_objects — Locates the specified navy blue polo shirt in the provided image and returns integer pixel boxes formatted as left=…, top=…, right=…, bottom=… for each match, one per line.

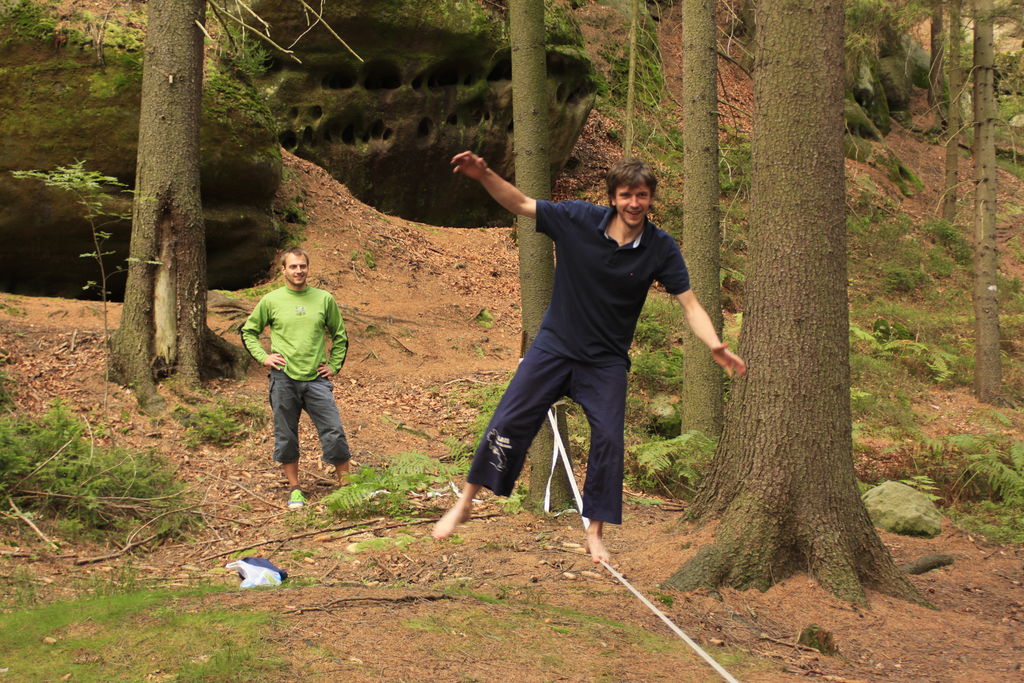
left=532, top=200, right=690, bottom=367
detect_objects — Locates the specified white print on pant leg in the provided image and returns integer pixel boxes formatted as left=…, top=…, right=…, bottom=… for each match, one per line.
left=486, top=429, right=511, bottom=472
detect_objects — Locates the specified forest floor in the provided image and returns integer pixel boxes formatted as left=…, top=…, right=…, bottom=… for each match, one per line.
left=2, top=141, right=1024, bottom=681
left=2, top=1, right=1024, bottom=681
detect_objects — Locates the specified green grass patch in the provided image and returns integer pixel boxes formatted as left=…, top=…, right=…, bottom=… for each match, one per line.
left=0, top=587, right=293, bottom=681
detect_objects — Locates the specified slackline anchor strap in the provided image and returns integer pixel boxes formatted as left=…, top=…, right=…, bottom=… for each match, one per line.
left=542, top=407, right=740, bottom=683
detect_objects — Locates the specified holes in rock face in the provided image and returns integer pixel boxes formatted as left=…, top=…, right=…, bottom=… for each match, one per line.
left=487, top=55, right=512, bottom=82
left=342, top=124, right=356, bottom=144
left=308, top=104, right=323, bottom=119
left=466, top=108, right=485, bottom=125
left=556, top=83, right=567, bottom=102
left=427, top=59, right=479, bottom=88
left=446, top=112, right=459, bottom=126
left=279, top=130, right=298, bottom=150
left=302, top=126, right=314, bottom=145
left=369, top=119, right=394, bottom=140
left=411, top=72, right=425, bottom=89
left=362, top=60, right=402, bottom=90
left=417, top=117, right=433, bottom=138
left=289, top=106, right=300, bottom=119
left=429, top=62, right=461, bottom=88
left=322, top=67, right=357, bottom=89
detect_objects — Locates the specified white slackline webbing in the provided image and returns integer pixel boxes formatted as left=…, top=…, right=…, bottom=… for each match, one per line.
left=542, top=409, right=740, bottom=683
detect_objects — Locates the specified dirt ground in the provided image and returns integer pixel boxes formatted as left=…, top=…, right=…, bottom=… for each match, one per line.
left=3, top=1, right=1024, bottom=681
left=2, top=139, right=1024, bottom=680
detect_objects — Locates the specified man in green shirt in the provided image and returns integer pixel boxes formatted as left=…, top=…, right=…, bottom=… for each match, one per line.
left=241, top=248, right=351, bottom=509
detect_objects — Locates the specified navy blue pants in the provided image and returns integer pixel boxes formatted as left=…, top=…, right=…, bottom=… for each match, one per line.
left=467, top=346, right=628, bottom=524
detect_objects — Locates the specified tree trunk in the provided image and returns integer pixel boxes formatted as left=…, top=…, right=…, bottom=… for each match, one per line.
left=929, top=1, right=946, bottom=130
left=110, top=0, right=245, bottom=411
left=624, top=0, right=640, bottom=157
left=663, top=0, right=923, bottom=606
left=680, top=0, right=724, bottom=439
left=972, top=0, right=1001, bottom=404
left=509, top=0, right=573, bottom=512
left=943, top=0, right=963, bottom=222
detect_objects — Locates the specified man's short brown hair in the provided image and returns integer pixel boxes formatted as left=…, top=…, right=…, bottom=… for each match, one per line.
left=279, top=247, right=310, bottom=267
left=605, top=159, right=657, bottom=202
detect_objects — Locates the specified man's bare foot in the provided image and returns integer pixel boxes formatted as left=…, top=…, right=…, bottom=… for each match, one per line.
left=432, top=504, right=470, bottom=539
left=585, top=521, right=610, bottom=564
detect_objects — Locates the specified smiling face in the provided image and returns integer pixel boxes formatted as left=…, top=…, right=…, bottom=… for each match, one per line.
left=611, top=183, right=653, bottom=232
left=282, top=252, right=309, bottom=290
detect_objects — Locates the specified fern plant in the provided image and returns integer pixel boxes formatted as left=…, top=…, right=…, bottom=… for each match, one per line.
left=628, top=430, right=716, bottom=500
left=323, top=452, right=465, bottom=518
left=966, top=441, right=1024, bottom=505
left=849, top=320, right=960, bottom=383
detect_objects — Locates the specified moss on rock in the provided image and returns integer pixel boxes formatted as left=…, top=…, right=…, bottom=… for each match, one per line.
left=0, top=6, right=282, bottom=299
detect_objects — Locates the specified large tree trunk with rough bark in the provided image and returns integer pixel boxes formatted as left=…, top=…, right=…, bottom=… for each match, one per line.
left=663, top=0, right=924, bottom=605
left=110, top=0, right=245, bottom=411
left=971, top=0, right=1002, bottom=404
left=680, top=0, right=724, bottom=439
left=943, top=0, right=963, bottom=223
left=508, top=0, right=573, bottom=511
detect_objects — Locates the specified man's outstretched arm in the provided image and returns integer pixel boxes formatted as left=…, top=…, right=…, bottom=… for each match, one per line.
left=451, top=150, right=537, bottom=219
left=675, top=290, right=747, bottom=377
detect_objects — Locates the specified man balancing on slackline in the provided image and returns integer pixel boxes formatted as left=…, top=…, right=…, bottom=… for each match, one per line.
left=433, top=150, right=746, bottom=563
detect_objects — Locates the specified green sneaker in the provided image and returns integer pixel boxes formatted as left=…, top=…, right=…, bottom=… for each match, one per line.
left=288, top=489, right=307, bottom=510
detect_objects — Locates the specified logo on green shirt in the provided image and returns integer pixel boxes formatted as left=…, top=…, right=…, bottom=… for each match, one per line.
left=295, top=306, right=306, bottom=316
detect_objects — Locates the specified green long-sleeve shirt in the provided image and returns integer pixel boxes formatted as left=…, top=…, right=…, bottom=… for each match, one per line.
left=240, top=286, right=348, bottom=381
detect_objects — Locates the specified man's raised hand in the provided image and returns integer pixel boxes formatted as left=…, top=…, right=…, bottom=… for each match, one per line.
left=451, top=150, right=489, bottom=180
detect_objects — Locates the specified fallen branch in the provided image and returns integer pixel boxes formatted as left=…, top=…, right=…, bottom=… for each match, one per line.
left=200, top=517, right=388, bottom=561
left=6, top=496, right=59, bottom=551
left=899, top=553, right=954, bottom=575
left=200, top=514, right=484, bottom=562
left=203, top=471, right=285, bottom=510
left=284, top=592, right=451, bottom=614
left=10, top=437, right=74, bottom=491
left=74, top=532, right=161, bottom=566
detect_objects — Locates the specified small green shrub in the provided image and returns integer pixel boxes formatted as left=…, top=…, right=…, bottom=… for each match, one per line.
left=633, top=296, right=683, bottom=348
left=630, top=348, right=684, bottom=392
left=923, top=218, right=972, bottom=266
left=882, top=265, right=929, bottom=293
left=174, top=397, right=267, bottom=448
left=0, top=404, right=195, bottom=539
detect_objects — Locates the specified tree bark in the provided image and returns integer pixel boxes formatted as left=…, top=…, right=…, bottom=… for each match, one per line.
left=110, top=0, right=245, bottom=411
left=942, top=0, right=963, bottom=222
left=971, top=0, right=1002, bottom=404
left=624, top=0, right=640, bottom=157
left=663, top=0, right=924, bottom=606
left=929, top=1, right=946, bottom=130
left=680, top=0, right=724, bottom=439
left=508, top=0, right=573, bottom=512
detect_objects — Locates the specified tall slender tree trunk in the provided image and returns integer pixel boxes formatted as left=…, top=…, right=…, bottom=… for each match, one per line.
left=680, top=0, right=724, bottom=439
left=943, top=0, right=963, bottom=222
left=624, top=0, right=640, bottom=157
left=972, top=0, right=1002, bottom=404
left=509, top=0, right=572, bottom=511
left=111, top=0, right=244, bottom=411
left=663, top=0, right=922, bottom=605
left=929, top=1, right=946, bottom=130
